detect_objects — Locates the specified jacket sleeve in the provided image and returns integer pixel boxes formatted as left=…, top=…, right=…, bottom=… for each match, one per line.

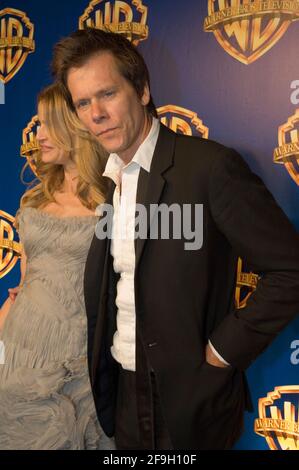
left=208, top=148, right=299, bottom=370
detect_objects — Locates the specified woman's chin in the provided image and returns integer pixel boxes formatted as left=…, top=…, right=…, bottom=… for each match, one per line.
left=41, top=156, right=58, bottom=164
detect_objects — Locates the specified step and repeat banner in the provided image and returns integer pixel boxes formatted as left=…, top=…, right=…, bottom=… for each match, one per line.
left=1, top=0, right=299, bottom=450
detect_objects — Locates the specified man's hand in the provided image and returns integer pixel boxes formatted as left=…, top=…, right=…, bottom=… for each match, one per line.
left=8, top=286, right=20, bottom=303
left=205, top=343, right=229, bottom=368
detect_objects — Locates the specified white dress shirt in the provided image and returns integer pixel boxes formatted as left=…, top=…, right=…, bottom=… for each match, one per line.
left=103, top=117, right=160, bottom=371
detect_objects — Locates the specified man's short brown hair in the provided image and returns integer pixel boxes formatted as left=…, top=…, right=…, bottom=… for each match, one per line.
left=52, top=28, right=157, bottom=117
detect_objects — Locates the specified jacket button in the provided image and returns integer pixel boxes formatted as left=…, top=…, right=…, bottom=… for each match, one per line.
left=148, top=342, right=158, bottom=348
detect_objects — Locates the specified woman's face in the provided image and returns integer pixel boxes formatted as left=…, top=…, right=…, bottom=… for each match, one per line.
left=36, top=103, right=69, bottom=165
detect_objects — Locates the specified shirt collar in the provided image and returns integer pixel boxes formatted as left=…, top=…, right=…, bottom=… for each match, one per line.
left=103, top=117, right=160, bottom=185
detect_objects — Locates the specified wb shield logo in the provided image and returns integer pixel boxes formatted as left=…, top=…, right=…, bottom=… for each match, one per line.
left=0, top=8, right=35, bottom=83
left=235, top=258, right=259, bottom=309
left=79, top=0, right=148, bottom=45
left=273, top=109, right=299, bottom=186
left=204, top=1, right=299, bottom=65
left=157, top=105, right=209, bottom=138
left=0, top=211, right=21, bottom=279
left=20, top=115, right=40, bottom=178
left=255, top=386, right=299, bottom=450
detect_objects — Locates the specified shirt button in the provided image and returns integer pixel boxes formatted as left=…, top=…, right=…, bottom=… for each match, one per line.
left=148, top=342, right=158, bottom=348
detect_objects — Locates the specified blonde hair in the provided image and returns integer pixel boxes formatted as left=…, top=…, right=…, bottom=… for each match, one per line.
left=16, top=83, right=108, bottom=225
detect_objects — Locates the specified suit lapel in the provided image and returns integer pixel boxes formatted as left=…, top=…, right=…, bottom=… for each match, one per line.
left=85, top=179, right=115, bottom=309
left=135, top=124, right=177, bottom=269
left=85, top=180, right=116, bottom=383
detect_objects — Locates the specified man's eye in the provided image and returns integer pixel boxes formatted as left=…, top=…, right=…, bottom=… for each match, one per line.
left=77, top=100, right=89, bottom=109
left=105, top=91, right=115, bottom=98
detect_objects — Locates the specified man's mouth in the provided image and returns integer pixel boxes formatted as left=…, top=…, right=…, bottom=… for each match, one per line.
left=97, top=127, right=117, bottom=136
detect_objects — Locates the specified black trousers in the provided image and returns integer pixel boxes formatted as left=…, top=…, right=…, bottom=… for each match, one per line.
left=115, top=365, right=173, bottom=450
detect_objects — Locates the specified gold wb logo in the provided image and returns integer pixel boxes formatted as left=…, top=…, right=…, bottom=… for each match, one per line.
left=0, top=8, right=35, bottom=83
left=79, top=0, right=148, bottom=45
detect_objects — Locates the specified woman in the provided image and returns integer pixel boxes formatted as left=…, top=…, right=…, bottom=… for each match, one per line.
left=0, top=83, right=115, bottom=450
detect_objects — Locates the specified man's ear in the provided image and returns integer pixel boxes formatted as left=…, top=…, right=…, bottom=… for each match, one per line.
left=141, top=83, right=150, bottom=106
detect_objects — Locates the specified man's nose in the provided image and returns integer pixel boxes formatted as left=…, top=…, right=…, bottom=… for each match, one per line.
left=91, top=101, right=106, bottom=124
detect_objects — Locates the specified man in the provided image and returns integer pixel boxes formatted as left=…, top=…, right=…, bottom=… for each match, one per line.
left=52, top=28, right=299, bottom=450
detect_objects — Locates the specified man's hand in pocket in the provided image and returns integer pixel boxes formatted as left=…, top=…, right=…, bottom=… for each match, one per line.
left=205, top=343, right=229, bottom=368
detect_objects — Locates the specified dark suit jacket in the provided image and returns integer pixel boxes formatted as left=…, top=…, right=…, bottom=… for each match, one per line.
left=84, top=124, right=299, bottom=449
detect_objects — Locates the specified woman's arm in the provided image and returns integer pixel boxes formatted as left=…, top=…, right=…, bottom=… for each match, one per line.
left=0, top=297, right=13, bottom=331
left=0, top=244, right=27, bottom=330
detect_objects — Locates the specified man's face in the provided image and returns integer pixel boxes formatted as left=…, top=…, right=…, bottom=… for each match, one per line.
left=67, top=51, right=151, bottom=163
